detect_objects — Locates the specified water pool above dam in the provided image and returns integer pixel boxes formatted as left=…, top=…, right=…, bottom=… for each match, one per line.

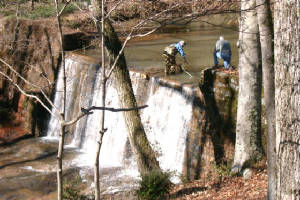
left=83, top=18, right=239, bottom=75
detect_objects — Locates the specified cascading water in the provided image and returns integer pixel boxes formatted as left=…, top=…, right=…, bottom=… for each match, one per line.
left=46, top=54, right=194, bottom=184
left=131, top=73, right=194, bottom=178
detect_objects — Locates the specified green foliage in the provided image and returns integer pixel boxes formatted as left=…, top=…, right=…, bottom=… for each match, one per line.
left=63, top=175, right=84, bottom=200
left=0, top=1, right=78, bottom=19
left=66, top=21, right=81, bottom=29
left=179, top=173, right=189, bottom=184
left=212, top=162, right=233, bottom=177
left=23, top=4, right=77, bottom=19
left=136, top=170, right=173, bottom=200
left=62, top=4, right=77, bottom=15
left=23, top=5, right=54, bottom=19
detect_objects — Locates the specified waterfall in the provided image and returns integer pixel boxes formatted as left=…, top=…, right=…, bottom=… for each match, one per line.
left=46, top=55, right=193, bottom=181
left=131, top=73, right=194, bottom=177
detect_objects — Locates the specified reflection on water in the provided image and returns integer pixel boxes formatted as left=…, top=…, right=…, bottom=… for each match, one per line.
left=125, top=21, right=238, bottom=72
left=82, top=19, right=238, bottom=73
left=81, top=18, right=239, bottom=80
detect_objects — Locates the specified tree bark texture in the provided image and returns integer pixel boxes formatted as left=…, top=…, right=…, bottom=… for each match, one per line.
left=94, top=1, right=106, bottom=199
left=54, top=0, right=67, bottom=199
left=232, top=0, right=264, bottom=173
left=103, top=20, right=161, bottom=174
left=90, top=0, right=161, bottom=174
left=57, top=124, right=65, bottom=200
left=274, top=0, right=300, bottom=199
left=255, top=0, right=276, bottom=199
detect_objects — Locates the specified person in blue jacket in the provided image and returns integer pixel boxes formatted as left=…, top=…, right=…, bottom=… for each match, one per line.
left=162, top=40, right=189, bottom=75
left=213, top=36, right=233, bottom=70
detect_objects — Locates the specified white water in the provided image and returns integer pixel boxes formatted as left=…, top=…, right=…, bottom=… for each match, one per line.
left=46, top=56, right=193, bottom=182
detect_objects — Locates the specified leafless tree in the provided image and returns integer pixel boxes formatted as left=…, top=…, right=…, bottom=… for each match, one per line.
left=232, top=0, right=264, bottom=174
left=274, top=0, right=300, bottom=199
left=255, top=0, right=276, bottom=199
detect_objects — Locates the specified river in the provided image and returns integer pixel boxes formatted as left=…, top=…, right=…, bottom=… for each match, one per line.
left=125, top=19, right=239, bottom=72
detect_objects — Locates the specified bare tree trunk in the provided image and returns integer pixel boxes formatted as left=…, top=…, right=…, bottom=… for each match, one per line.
left=232, top=0, right=264, bottom=173
left=274, top=0, right=300, bottom=199
left=57, top=123, right=65, bottom=200
left=54, top=0, right=68, bottom=199
left=103, top=19, right=161, bottom=174
left=94, top=0, right=106, bottom=199
left=90, top=0, right=161, bottom=174
left=255, top=0, right=276, bottom=199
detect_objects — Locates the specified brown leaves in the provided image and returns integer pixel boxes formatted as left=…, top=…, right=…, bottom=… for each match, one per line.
left=169, top=168, right=267, bottom=200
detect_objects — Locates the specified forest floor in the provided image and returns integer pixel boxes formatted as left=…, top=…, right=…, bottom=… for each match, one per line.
left=168, top=163, right=267, bottom=199
left=107, top=160, right=267, bottom=200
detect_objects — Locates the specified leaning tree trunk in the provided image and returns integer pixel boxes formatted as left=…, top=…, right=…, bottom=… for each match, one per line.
left=255, top=0, right=276, bottom=199
left=102, top=19, right=161, bottom=174
left=90, top=0, right=161, bottom=174
left=274, top=0, right=300, bottom=199
left=232, top=0, right=264, bottom=173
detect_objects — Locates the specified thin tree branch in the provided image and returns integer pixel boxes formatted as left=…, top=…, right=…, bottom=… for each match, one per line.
left=58, top=1, right=70, bottom=17
left=0, top=58, right=60, bottom=115
left=72, top=1, right=98, bottom=22
left=64, top=105, right=148, bottom=126
left=106, top=31, right=132, bottom=78
left=105, top=0, right=124, bottom=18
left=0, top=70, right=57, bottom=119
left=105, top=3, right=183, bottom=78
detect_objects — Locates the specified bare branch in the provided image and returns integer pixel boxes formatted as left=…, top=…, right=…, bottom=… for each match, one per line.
left=132, top=26, right=160, bottom=38
left=72, top=1, right=98, bottom=23
left=58, top=1, right=71, bottom=17
left=64, top=105, right=148, bottom=126
left=105, top=0, right=124, bottom=18
left=0, top=58, right=60, bottom=114
left=89, top=104, right=148, bottom=112
left=0, top=70, right=57, bottom=119
left=106, top=32, right=132, bottom=78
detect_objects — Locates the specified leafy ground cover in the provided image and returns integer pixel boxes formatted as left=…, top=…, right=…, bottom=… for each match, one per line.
left=169, top=167, right=267, bottom=200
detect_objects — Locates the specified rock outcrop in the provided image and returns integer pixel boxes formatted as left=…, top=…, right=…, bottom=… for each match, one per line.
left=131, top=67, right=239, bottom=181
left=0, top=19, right=90, bottom=144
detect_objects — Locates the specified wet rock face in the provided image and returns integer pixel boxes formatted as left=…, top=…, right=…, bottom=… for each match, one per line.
left=130, top=68, right=239, bottom=182
left=0, top=19, right=91, bottom=143
left=0, top=19, right=61, bottom=143
left=207, top=70, right=238, bottom=161
left=182, top=69, right=238, bottom=181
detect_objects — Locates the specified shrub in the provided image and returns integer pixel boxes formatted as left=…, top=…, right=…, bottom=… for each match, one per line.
left=23, top=3, right=77, bottom=19
left=212, top=161, right=233, bottom=177
left=136, top=170, right=173, bottom=200
left=63, top=175, right=84, bottom=200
